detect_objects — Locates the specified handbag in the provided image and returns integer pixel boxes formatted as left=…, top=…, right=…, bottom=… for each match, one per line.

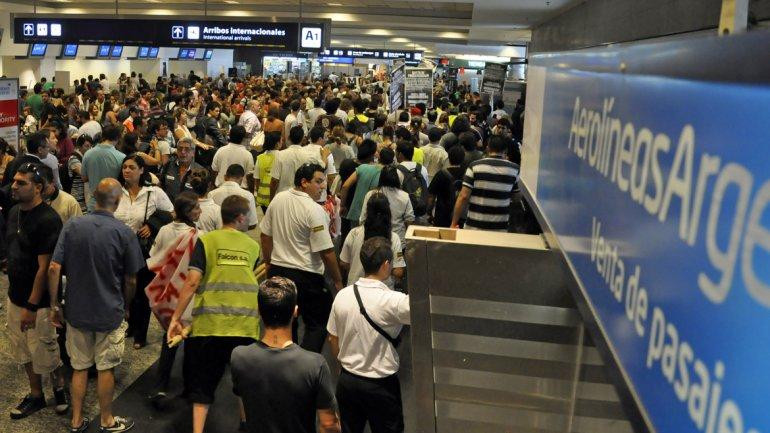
left=137, top=190, right=153, bottom=258
left=353, top=284, right=401, bottom=347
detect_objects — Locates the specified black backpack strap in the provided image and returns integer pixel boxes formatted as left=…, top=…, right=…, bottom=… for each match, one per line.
left=396, top=164, right=412, bottom=187
left=353, top=284, right=401, bottom=347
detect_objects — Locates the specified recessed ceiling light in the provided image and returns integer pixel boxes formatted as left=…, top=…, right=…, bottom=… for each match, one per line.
left=224, top=0, right=239, bottom=3
left=327, top=2, right=343, bottom=5
left=145, top=0, right=160, bottom=2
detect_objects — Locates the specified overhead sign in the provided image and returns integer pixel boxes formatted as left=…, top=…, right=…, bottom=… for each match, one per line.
left=481, top=62, right=507, bottom=94
left=404, top=68, right=433, bottom=108
left=323, top=48, right=422, bottom=61
left=389, top=60, right=405, bottom=113
left=0, top=79, right=19, bottom=151
left=523, top=65, right=770, bottom=433
left=14, top=16, right=327, bottom=51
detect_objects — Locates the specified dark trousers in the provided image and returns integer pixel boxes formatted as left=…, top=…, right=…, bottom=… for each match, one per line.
left=336, top=370, right=404, bottom=433
left=267, top=265, right=331, bottom=353
left=128, top=266, right=154, bottom=344
left=154, top=337, right=192, bottom=394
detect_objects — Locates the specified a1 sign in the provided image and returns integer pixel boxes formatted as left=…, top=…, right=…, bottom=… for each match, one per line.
left=301, top=27, right=322, bottom=49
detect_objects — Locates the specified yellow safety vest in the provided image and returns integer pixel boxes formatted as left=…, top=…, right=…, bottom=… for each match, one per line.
left=192, top=229, right=261, bottom=339
left=256, top=151, right=277, bottom=207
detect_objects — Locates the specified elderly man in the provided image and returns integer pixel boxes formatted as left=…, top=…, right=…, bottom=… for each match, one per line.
left=158, top=137, right=204, bottom=203
left=237, top=99, right=262, bottom=146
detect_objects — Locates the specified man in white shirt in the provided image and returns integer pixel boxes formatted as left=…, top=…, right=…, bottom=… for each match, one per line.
left=99, top=74, right=110, bottom=92
left=260, top=163, right=343, bottom=353
left=305, top=126, right=336, bottom=203
left=76, top=110, right=102, bottom=140
left=327, top=237, right=410, bottom=433
left=283, top=100, right=302, bottom=144
left=237, top=99, right=261, bottom=145
left=420, top=127, right=449, bottom=184
left=209, top=164, right=258, bottom=229
left=211, top=125, right=254, bottom=187
left=307, top=97, right=326, bottom=128
left=270, top=126, right=326, bottom=198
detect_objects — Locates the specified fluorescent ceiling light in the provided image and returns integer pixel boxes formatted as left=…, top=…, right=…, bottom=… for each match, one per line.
left=224, top=0, right=239, bottom=3
left=456, top=54, right=510, bottom=63
left=327, top=2, right=343, bottom=5
left=439, top=31, right=465, bottom=39
left=390, top=38, right=410, bottom=43
left=365, top=29, right=392, bottom=36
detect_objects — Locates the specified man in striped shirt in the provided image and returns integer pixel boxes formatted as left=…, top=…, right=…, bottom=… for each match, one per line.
left=451, top=135, right=519, bottom=231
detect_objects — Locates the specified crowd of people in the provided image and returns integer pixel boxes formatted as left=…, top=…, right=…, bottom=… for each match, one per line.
left=0, top=68, right=529, bottom=433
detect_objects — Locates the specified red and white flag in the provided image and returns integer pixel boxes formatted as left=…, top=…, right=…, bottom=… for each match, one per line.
left=145, top=228, right=199, bottom=330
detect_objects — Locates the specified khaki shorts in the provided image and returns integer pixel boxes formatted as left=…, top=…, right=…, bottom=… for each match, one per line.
left=66, top=321, right=128, bottom=371
left=6, top=298, right=62, bottom=375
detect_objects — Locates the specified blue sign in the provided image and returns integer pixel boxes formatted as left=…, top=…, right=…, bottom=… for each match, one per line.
left=110, top=45, right=123, bottom=58
left=532, top=68, right=770, bottom=433
left=318, top=56, right=353, bottom=64
left=138, top=46, right=149, bottom=58
left=148, top=47, right=159, bottom=58
left=63, top=44, right=78, bottom=57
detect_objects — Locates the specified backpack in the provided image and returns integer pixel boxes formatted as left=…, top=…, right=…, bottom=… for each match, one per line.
left=397, top=163, right=428, bottom=217
left=349, top=115, right=371, bottom=136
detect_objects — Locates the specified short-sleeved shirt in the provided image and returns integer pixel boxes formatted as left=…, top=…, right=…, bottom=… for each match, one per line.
left=340, top=227, right=404, bottom=288
left=359, top=187, right=414, bottom=244
left=6, top=202, right=62, bottom=308
left=272, top=145, right=324, bottom=195
left=231, top=342, right=337, bottom=433
left=114, top=186, right=174, bottom=232
left=209, top=181, right=258, bottom=227
left=196, top=198, right=223, bottom=233
left=327, top=278, right=410, bottom=378
left=421, top=143, right=450, bottom=183
left=52, top=210, right=145, bottom=332
left=81, top=143, right=126, bottom=211
left=260, top=189, right=333, bottom=275
left=463, top=157, right=519, bottom=231
left=211, top=143, right=255, bottom=187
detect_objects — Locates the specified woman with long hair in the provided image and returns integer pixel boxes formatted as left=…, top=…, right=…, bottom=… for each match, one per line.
left=340, top=192, right=405, bottom=288
left=359, top=165, right=414, bottom=245
left=115, top=153, right=174, bottom=348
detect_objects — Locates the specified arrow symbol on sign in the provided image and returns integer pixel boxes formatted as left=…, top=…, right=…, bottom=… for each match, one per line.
left=172, top=26, right=184, bottom=39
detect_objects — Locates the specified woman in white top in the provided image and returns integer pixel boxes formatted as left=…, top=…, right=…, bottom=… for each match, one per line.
left=174, top=107, right=212, bottom=152
left=359, top=165, right=414, bottom=245
left=147, top=191, right=202, bottom=403
left=149, top=191, right=202, bottom=258
left=341, top=192, right=405, bottom=289
left=115, top=153, right=174, bottom=349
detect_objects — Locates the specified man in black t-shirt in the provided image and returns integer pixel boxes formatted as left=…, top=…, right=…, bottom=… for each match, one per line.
left=5, top=162, right=69, bottom=420
left=231, top=277, right=340, bottom=433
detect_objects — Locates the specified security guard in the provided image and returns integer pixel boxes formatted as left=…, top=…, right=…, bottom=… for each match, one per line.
left=168, top=195, right=260, bottom=433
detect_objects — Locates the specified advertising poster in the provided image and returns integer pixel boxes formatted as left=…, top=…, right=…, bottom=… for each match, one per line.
left=0, top=79, right=19, bottom=151
left=389, top=60, right=405, bottom=113
left=404, top=67, right=433, bottom=108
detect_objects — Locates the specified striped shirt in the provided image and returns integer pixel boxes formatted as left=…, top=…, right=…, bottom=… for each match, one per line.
left=462, top=156, right=519, bottom=231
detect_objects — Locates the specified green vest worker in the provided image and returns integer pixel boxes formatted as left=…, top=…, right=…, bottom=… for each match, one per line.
left=168, top=194, right=260, bottom=433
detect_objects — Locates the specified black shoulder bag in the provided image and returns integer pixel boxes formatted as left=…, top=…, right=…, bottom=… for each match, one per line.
left=353, top=284, right=401, bottom=347
left=137, top=190, right=153, bottom=258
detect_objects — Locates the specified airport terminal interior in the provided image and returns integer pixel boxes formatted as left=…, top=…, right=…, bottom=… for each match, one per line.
left=0, top=0, right=769, bottom=432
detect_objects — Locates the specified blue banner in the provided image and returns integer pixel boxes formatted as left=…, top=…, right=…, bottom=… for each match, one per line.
left=535, top=68, right=770, bottom=433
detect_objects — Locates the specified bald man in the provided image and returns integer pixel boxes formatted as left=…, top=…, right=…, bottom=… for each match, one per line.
left=238, top=99, right=262, bottom=145
left=48, top=178, right=145, bottom=433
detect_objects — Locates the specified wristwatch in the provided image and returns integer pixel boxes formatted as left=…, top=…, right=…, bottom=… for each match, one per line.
left=24, top=300, right=40, bottom=311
